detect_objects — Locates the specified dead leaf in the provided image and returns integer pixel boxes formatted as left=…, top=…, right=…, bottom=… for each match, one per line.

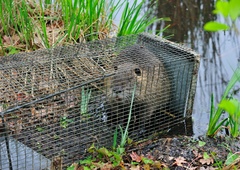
left=199, top=167, right=217, bottom=170
left=199, top=157, right=214, bottom=165
left=129, top=165, right=141, bottom=170
left=17, top=92, right=28, bottom=101
left=152, top=160, right=168, bottom=169
left=130, top=152, right=142, bottom=162
left=143, top=164, right=150, bottom=170
left=172, top=156, right=188, bottom=167
left=100, top=162, right=113, bottom=170
left=193, top=150, right=203, bottom=160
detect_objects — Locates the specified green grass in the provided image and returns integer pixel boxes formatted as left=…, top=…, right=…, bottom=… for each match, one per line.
left=80, top=86, right=92, bottom=115
left=117, top=0, right=169, bottom=36
left=0, top=0, right=164, bottom=56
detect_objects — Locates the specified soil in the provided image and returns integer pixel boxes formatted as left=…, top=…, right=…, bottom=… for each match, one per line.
left=123, top=135, right=240, bottom=170
left=71, top=135, right=240, bottom=170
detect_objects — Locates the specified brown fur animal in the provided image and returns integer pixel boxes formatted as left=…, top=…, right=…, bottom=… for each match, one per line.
left=106, top=45, right=171, bottom=133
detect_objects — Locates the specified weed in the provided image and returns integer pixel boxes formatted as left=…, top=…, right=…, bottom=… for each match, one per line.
left=117, top=83, right=136, bottom=154
left=80, top=86, right=91, bottom=115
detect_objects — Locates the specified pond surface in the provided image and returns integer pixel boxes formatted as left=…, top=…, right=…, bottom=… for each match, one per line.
left=149, top=0, right=240, bottom=137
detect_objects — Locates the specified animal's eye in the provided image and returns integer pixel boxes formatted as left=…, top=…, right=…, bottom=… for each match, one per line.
left=134, top=68, right=141, bottom=76
left=114, top=66, right=118, bottom=70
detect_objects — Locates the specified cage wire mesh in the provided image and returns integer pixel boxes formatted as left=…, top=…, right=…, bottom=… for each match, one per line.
left=0, top=33, right=200, bottom=169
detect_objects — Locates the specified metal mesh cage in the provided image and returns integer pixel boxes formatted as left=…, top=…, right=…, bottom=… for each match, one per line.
left=0, top=33, right=200, bottom=169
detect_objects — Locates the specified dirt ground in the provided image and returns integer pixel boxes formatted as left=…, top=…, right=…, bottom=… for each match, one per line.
left=69, top=134, right=240, bottom=170
left=124, top=135, right=240, bottom=170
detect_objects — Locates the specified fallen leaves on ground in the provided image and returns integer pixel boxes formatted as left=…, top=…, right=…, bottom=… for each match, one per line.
left=69, top=136, right=240, bottom=170
left=172, top=156, right=188, bottom=167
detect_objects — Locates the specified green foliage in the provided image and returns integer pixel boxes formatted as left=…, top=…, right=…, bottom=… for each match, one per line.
left=207, top=67, right=240, bottom=137
left=117, top=0, right=170, bottom=36
left=60, top=116, right=73, bottom=128
left=142, top=157, right=154, bottom=164
left=86, top=143, right=123, bottom=168
left=117, top=83, right=136, bottom=155
left=204, top=21, right=229, bottom=31
left=225, top=152, right=239, bottom=166
left=204, top=0, right=240, bottom=32
left=219, top=98, right=240, bottom=137
left=198, top=140, right=206, bottom=147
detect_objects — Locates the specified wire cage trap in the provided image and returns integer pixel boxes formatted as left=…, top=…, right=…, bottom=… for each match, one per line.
left=0, top=33, right=200, bottom=169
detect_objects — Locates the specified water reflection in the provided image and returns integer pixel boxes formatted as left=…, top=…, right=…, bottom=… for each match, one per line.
left=147, top=0, right=240, bottom=136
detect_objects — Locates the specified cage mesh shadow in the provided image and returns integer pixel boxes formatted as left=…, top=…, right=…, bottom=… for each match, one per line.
left=0, top=33, right=200, bottom=169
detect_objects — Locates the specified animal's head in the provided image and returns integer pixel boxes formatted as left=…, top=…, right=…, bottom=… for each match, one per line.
left=110, top=63, right=142, bottom=100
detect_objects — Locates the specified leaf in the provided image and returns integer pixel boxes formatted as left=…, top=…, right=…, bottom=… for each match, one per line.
left=67, top=165, right=75, bottom=170
left=152, top=161, right=167, bottom=169
left=130, top=152, right=142, bottom=162
left=219, top=98, right=240, bottom=123
left=198, top=141, right=206, bottom=147
left=203, top=152, right=210, bottom=159
left=143, top=164, right=150, bottom=170
left=204, top=21, right=229, bottom=31
left=116, top=147, right=125, bottom=155
left=213, top=1, right=230, bottom=17
left=83, top=166, right=91, bottom=170
left=111, top=152, right=122, bottom=164
left=225, top=152, right=239, bottom=165
left=100, top=162, right=114, bottom=170
left=199, top=153, right=214, bottom=165
left=79, top=156, right=93, bottom=165
left=97, top=147, right=112, bottom=157
left=87, top=143, right=96, bottom=153
left=142, top=157, right=154, bottom=164
left=172, top=157, right=187, bottom=167
left=229, top=0, right=240, bottom=21
left=130, top=165, right=141, bottom=170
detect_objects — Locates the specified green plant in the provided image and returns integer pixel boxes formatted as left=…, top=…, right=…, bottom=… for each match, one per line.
left=212, top=142, right=240, bottom=169
left=207, top=67, right=240, bottom=137
left=60, top=116, right=73, bottom=128
left=204, top=0, right=240, bottom=32
left=117, top=0, right=170, bottom=36
left=36, top=126, right=44, bottom=132
left=219, top=98, right=240, bottom=137
left=1, top=0, right=169, bottom=55
left=116, top=83, right=136, bottom=155
left=80, top=86, right=92, bottom=115
left=224, top=152, right=240, bottom=166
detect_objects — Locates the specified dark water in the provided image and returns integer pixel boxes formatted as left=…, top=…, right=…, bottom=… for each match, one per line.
left=147, top=0, right=240, bottom=137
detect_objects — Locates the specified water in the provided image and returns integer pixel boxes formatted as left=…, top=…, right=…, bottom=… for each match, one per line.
left=146, top=0, right=240, bottom=137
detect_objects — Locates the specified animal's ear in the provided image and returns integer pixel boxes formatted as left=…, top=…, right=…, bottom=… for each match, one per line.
left=134, top=68, right=141, bottom=76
